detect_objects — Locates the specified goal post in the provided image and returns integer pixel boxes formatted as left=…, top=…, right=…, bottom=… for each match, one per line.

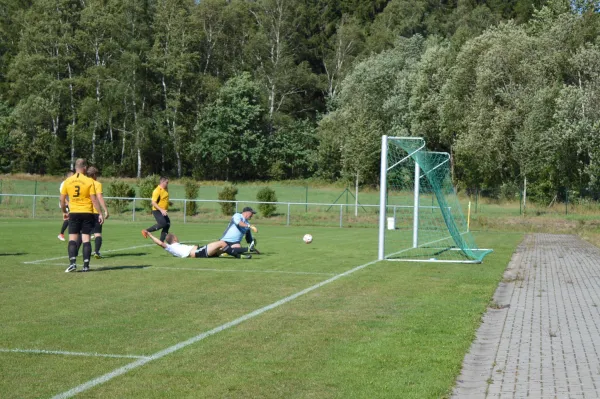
left=378, top=135, right=492, bottom=263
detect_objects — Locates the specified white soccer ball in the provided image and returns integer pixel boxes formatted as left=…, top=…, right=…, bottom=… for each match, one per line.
left=303, top=234, right=313, bottom=244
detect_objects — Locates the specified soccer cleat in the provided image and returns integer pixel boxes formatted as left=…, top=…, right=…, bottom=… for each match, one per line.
left=82, top=266, right=90, bottom=272
left=94, top=252, right=103, bottom=259
left=219, top=253, right=231, bottom=258
left=240, top=254, right=252, bottom=259
left=141, top=229, right=149, bottom=238
left=65, top=264, right=77, bottom=273
left=57, top=234, right=65, bottom=241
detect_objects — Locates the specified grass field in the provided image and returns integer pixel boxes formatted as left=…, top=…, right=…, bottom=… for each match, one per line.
left=0, top=218, right=521, bottom=398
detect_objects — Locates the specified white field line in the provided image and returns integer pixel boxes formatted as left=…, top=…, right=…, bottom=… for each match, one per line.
left=25, top=263, right=333, bottom=276
left=0, top=348, right=149, bottom=359
left=22, top=241, right=213, bottom=265
left=151, top=266, right=336, bottom=276
left=23, top=244, right=156, bottom=264
left=51, top=258, right=381, bottom=399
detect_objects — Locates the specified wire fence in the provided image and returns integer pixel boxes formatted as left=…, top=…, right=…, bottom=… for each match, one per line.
left=0, top=193, right=383, bottom=228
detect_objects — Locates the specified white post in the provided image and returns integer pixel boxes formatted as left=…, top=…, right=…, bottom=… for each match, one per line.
left=355, top=171, right=359, bottom=217
left=378, top=135, right=388, bottom=260
left=523, top=176, right=527, bottom=216
left=412, top=161, right=420, bottom=248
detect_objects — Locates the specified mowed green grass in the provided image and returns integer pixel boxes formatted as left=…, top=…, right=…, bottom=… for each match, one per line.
left=0, top=219, right=521, bottom=398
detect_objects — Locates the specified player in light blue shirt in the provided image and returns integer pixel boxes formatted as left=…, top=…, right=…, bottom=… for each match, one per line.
left=220, top=207, right=260, bottom=253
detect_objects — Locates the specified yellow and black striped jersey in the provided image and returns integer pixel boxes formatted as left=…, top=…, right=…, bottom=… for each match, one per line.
left=152, top=185, right=169, bottom=211
left=60, top=173, right=96, bottom=213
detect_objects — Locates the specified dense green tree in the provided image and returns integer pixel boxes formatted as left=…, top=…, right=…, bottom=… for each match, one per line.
left=191, top=73, right=267, bottom=180
left=268, top=117, right=319, bottom=179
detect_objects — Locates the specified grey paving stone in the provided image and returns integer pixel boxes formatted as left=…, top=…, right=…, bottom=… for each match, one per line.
left=452, top=234, right=600, bottom=399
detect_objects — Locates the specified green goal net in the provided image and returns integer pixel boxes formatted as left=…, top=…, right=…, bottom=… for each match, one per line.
left=378, top=136, right=492, bottom=263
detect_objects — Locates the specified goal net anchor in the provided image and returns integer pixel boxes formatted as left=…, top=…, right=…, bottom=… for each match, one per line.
left=378, top=136, right=492, bottom=263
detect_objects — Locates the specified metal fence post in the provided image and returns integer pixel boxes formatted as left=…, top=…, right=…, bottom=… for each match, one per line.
left=32, top=195, right=36, bottom=218
left=339, top=204, right=343, bottom=227
left=287, top=203, right=290, bottom=226
left=184, top=200, right=187, bottom=224
left=132, top=198, right=136, bottom=221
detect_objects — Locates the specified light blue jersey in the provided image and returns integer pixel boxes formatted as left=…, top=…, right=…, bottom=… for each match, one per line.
left=220, top=213, right=251, bottom=244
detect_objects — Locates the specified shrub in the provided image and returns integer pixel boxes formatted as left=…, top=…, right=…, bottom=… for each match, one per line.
left=106, top=179, right=136, bottom=214
left=181, top=178, right=199, bottom=216
left=256, top=186, right=277, bottom=217
left=218, top=184, right=238, bottom=216
left=139, top=175, right=160, bottom=212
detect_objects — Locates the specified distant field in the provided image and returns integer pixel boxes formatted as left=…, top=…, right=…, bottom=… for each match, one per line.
left=0, top=219, right=520, bottom=398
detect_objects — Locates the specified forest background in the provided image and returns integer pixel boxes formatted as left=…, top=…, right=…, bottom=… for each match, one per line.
left=1, top=0, right=599, bottom=204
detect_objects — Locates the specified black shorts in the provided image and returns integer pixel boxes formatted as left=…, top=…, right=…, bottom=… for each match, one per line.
left=194, top=245, right=209, bottom=258
left=92, top=214, right=103, bottom=234
left=68, top=213, right=95, bottom=235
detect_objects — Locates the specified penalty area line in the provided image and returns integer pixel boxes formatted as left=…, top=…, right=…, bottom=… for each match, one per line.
left=23, top=264, right=332, bottom=276
left=23, top=240, right=215, bottom=265
left=23, top=244, right=156, bottom=264
left=51, top=258, right=381, bottom=399
left=151, top=266, right=336, bottom=276
left=0, top=348, right=149, bottom=360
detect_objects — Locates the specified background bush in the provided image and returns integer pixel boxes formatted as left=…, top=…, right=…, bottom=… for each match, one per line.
left=139, top=175, right=160, bottom=212
left=256, top=186, right=277, bottom=217
left=106, top=179, right=136, bottom=214
left=218, top=184, right=238, bottom=216
left=181, top=178, right=199, bottom=216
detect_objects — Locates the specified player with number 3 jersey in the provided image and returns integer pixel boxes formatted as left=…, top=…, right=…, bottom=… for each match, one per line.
left=60, top=158, right=103, bottom=273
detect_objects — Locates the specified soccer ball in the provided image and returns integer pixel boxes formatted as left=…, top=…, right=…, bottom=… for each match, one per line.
left=303, top=234, right=313, bottom=244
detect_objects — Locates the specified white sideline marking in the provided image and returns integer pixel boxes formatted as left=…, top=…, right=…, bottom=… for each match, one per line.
left=152, top=266, right=336, bottom=276
left=51, top=258, right=380, bottom=399
left=23, top=244, right=156, bottom=264
left=0, top=348, right=149, bottom=360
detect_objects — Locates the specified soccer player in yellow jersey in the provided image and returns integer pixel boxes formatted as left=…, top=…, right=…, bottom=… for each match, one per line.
left=87, top=166, right=110, bottom=259
left=143, top=176, right=171, bottom=242
left=60, top=158, right=103, bottom=273
left=57, top=169, right=74, bottom=241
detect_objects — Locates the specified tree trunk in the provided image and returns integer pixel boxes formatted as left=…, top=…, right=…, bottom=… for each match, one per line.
left=67, top=60, right=76, bottom=168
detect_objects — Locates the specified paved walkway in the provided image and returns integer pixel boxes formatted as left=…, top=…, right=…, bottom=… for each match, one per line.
left=453, top=234, right=600, bottom=399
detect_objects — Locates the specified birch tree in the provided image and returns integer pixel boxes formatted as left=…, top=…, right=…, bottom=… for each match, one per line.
left=148, top=0, right=197, bottom=177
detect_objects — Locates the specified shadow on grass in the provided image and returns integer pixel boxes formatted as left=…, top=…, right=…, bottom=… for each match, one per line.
left=87, top=265, right=150, bottom=272
left=0, top=252, right=28, bottom=256
left=102, top=252, right=149, bottom=258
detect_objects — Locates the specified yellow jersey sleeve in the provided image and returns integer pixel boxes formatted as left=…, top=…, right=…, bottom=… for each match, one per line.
left=62, top=174, right=96, bottom=213
left=91, top=180, right=103, bottom=214
left=151, top=186, right=169, bottom=211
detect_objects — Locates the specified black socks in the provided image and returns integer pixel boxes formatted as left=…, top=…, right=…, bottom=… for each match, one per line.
left=95, top=236, right=102, bottom=254
left=82, top=242, right=92, bottom=267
